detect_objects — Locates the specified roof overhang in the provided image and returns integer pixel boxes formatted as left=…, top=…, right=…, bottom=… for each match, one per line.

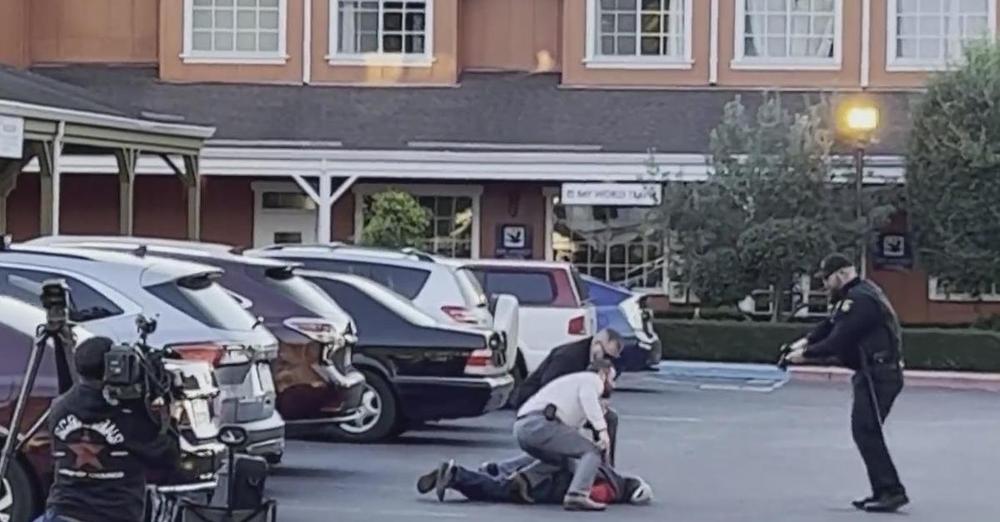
left=21, top=144, right=905, bottom=184
left=0, top=99, right=215, bottom=156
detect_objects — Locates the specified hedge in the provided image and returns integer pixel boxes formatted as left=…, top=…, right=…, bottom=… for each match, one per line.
left=653, top=319, right=1000, bottom=372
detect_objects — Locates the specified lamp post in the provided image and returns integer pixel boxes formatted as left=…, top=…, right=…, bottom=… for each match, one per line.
left=841, top=103, right=879, bottom=276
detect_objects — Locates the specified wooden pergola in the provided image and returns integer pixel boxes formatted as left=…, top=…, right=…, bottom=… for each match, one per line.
left=0, top=71, right=215, bottom=238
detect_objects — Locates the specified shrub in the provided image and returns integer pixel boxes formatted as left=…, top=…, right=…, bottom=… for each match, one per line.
left=653, top=319, right=1000, bottom=372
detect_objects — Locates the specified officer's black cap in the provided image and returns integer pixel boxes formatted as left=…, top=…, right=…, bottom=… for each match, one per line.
left=75, top=336, right=113, bottom=380
left=817, top=253, right=854, bottom=280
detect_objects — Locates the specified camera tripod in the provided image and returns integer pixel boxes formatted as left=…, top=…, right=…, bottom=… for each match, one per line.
left=0, top=280, right=78, bottom=496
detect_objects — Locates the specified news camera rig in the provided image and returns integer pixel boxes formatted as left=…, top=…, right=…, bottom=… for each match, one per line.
left=0, top=279, right=181, bottom=502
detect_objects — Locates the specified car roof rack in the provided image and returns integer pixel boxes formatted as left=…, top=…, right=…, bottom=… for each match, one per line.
left=0, top=235, right=11, bottom=251
left=133, top=245, right=148, bottom=258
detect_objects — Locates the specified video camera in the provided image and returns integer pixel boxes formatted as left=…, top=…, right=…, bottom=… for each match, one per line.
left=103, top=316, right=173, bottom=407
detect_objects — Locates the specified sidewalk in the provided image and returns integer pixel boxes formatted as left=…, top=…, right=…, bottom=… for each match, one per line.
left=789, top=366, right=1000, bottom=392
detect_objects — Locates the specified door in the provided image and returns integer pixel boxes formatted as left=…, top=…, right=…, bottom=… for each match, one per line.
left=253, top=184, right=317, bottom=247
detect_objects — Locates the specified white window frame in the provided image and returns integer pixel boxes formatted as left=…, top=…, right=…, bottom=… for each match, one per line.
left=181, top=0, right=289, bottom=64
left=886, top=0, right=997, bottom=72
left=584, top=0, right=695, bottom=70
left=732, top=0, right=843, bottom=70
left=353, top=183, right=481, bottom=258
left=928, top=277, right=1000, bottom=302
left=327, top=0, right=436, bottom=67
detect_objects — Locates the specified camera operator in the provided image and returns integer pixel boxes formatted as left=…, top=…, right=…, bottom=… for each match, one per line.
left=35, top=337, right=180, bottom=522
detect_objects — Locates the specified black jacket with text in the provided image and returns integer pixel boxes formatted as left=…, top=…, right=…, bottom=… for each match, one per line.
left=46, top=380, right=179, bottom=522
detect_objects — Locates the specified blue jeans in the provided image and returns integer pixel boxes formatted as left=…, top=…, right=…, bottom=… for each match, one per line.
left=450, top=466, right=514, bottom=502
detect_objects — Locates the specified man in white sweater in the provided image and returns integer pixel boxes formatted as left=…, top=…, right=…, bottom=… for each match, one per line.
left=512, top=359, right=616, bottom=511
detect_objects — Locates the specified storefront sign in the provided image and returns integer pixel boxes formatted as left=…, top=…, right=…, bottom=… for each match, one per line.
left=0, top=115, right=24, bottom=159
left=872, top=232, right=913, bottom=270
left=561, top=183, right=662, bottom=207
left=495, top=224, right=532, bottom=259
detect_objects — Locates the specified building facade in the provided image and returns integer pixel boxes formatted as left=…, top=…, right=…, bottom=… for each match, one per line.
left=0, top=0, right=998, bottom=325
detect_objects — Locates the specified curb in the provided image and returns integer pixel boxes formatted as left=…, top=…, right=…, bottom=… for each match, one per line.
left=789, top=366, right=1000, bottom=392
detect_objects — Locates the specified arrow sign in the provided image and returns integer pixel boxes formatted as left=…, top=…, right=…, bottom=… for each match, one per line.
left=502, top=225, right=526, bottom=248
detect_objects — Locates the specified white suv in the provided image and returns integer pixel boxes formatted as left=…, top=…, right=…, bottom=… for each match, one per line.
left=438, top=259, right=597, bottom=376
left=0, top=245, right=286, bottom=461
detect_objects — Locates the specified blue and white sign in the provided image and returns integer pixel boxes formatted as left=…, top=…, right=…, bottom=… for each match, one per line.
left=0, top=115, right=24, bottom=159
left=561, top=183, right=662, bottom=207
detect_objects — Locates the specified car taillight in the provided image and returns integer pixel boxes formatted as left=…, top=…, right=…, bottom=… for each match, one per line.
left=171, top=344, right=225, bottom=367
left=442, top=306, right=480, bottom=324
left=284, top=318, right=338, bottom=344
left=568, top=315, right=586, bottom=335
left=466, top=349, right=493, bottom=367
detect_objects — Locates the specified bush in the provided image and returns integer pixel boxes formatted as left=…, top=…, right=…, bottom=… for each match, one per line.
left=361, top=190, right=429, bottom=249
left=653, top=319, right=1000, bottom=372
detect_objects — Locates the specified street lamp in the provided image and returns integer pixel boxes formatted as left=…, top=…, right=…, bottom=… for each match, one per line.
left=839, top=100, right=880, bottom=276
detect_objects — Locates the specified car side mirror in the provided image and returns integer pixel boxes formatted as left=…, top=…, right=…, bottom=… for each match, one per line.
left=218, top=425, right=249, bottom=448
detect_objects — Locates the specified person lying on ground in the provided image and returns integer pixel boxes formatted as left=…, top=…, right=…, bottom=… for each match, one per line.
left=416, top=458, right=652, bottom=506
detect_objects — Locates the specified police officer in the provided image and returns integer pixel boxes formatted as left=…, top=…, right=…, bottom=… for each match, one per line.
left=784, top=253, right=908, bottom=513
left=35, top=337, right=180, bottom=522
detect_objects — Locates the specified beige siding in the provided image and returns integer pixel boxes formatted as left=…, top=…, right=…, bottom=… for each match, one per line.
left=460, top=0, right=561, bottom=73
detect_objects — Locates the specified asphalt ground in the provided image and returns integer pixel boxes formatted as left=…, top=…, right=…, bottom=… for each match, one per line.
left=267, top=378, right=1000, bottom=522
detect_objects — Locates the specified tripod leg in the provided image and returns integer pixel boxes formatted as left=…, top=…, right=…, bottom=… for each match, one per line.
left=0, top=335, right=49, bottom=484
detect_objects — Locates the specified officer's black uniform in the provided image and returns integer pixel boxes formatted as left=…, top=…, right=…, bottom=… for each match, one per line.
left=804, top=258, right=907, bottom=510
left=43, top=337, right=179, bottom=522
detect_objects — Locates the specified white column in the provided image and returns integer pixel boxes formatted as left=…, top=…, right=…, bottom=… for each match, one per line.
left=51, top=122, right=65, bottom=236
left=317, top=173, right=332, bottom=243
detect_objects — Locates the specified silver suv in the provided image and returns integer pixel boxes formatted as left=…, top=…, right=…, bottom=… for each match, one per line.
left=0, top=245, right=285, bottom=461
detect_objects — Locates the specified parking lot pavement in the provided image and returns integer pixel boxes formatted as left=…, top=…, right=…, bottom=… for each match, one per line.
left=268, top=380, right=1000, bottom=522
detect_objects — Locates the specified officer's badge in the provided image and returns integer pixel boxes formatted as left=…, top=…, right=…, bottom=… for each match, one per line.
left=839, top=299, right=853, bottom=313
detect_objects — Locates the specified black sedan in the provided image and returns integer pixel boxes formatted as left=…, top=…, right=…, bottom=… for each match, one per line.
left=301, top=271, right=514, bottom=443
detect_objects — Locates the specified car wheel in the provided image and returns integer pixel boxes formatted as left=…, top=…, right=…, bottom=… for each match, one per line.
left=0, top=458, right=41, bottom=522
left=327, top=370, right=399, bottom=443
left=504, top=353, right=527, bottom=409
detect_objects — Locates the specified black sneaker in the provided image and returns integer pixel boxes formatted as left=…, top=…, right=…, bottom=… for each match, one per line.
left=479, top=461, right=500, bottom=477
left=435, top=460, right=457, bottom=502
left=864, top=493, right=909, bottom=513
left=852, top=496, right=876, bottom=510
left=416, top=466, right=441, bottom=494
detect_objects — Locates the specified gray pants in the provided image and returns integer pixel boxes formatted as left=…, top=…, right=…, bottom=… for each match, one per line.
left=512, top=413, right=603, bottom=497
left=497, top=408, right=618, bottom=477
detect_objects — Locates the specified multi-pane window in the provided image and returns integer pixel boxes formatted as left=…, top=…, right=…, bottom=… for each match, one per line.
left=740, top=0, right=838, bottom=62
left=188, top=0, right=283, bottom=56
left=594, top=0, right=687, bottom=58
left=892, top=0, right=992, bottom=66
left=360, top=194, right=473, bottom=258
left=551, top=200, right=665, bottom=290
left=334, top=0, right=430, bottom=56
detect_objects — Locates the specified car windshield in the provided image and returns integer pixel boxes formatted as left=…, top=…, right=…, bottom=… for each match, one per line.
left=455, top=268, right=487, bottom=308
left=148, top=275, right=258, bottom=331
left=343, top=276, right=439, bottom=327
left=263, top=270, right=352, bottom=326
